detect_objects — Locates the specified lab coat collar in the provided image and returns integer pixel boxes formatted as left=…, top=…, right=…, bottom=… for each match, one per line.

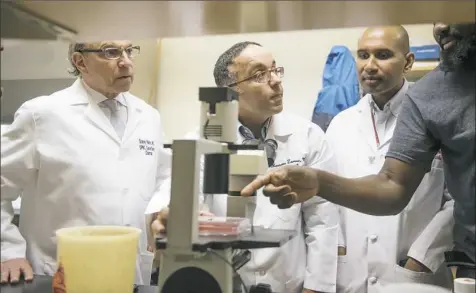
left=235, top=111, right=293, bottom=142
left=356, top=80, right=410, bottom=114
left=356, top=80, right=410, bottom=151
left=67, top=78, right=143, bottom=144
left=237, top=117, right=272, bottom=141
left=67, top=78, right=128, bottom=107
left=81, top=80, right=128, bottom=107
left=365, top=79, right=410, bottom=117
left=268, top=111, right=294, bottom=137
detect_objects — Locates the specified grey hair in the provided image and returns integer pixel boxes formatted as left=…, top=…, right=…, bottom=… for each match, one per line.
left=213, top=41, right=262, bottom=86
left=67, top=42, right=86, bottom=76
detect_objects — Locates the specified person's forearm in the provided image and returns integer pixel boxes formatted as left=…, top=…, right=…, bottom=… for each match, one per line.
left=315, top=169, right=409, bottom=216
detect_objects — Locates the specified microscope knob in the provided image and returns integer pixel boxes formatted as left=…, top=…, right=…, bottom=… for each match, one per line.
left=249, top=283, right=273, bottom=293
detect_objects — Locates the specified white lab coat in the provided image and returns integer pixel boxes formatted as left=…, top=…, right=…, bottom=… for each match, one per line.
left=325, top=89, right=454, bottom=293
left=147, top=112, right=339, bottom=293
left=0, top=79, right=171, bottom=285
left=0, top=124, right=21, bottom=215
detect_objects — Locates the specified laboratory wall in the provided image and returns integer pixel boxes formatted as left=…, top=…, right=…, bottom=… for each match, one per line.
left=155, top=23, right=436, bottom=141
left=1, top=24, right=437, bottom=140
left=1, top=79, right=75, bottom=123
left=0, top=39, right=159, bottom=121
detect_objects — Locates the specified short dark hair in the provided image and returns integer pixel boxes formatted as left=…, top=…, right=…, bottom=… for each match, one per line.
left=213, top=41, right=262, bottom=86
left=68, top=42, right=87, bottom=76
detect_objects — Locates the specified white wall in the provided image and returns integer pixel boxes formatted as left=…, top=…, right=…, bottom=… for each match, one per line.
left=1, top=24, right=438, bottom=141
left=155, top=24, right=436, bottom=141
left=1, top=40, right=72, bottom=80
left=1, top=39, right=159, bottom=104
left=21, top=1, right=475, bottom=40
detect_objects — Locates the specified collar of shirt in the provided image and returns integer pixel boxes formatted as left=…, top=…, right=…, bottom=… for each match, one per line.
left=237, top=117, right=272, bottom=142
left=237, top=117, right=279, bottom=167
left=81, top=80, right=127, bottom=107
left=236, top=112, right=294, bottom=141
left=368, top=79, right=410, bottom=117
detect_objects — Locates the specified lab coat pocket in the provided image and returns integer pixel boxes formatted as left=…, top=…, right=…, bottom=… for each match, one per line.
left=44, top=260, right=57, bottom=275
left=273, top=205, right=300, bottom=229
left=337, top=256, right=353, bottom=293
left=394, top=263, right=433, bottom=284
left=338, top=255, right=348, bottom=263
left=140, top=252, right=154, bottom=286
left=285, top=276, right=303, bottom=293
left=403, top=164, right=444, bottom=213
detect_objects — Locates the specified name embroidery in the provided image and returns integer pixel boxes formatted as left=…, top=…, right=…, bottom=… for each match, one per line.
left=139, top=139, right=155, bottom=156
left=272, top=157, right=305, bottom=168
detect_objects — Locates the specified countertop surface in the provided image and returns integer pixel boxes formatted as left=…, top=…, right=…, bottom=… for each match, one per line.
left=0, top=275, right=158, bottom=293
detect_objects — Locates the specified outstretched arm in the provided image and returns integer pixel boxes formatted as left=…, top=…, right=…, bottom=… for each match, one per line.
left=315, top=157, right=426, bottom=215
left=242, top=93, right=438, bottom=217
left=241, top=157, right=427, bottom=216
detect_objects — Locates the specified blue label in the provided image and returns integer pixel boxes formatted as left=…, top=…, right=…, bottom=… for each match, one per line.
left=410, top=44, right=440, bottom=60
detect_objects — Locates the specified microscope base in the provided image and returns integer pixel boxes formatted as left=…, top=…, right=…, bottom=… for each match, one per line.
left=158, top=248, right=233, bottom=293
left=155, top=228, right=296, bottom=293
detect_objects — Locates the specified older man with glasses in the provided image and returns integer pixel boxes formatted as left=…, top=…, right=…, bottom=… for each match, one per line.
left=1, top=41, right=171, bottom=286
left=147, top=41, right=339, bottom=293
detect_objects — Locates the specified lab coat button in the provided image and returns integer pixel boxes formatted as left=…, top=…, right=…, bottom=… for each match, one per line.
left=369, top=234, right=378, bottom=242
left=369, top=276, right=377, bottom=284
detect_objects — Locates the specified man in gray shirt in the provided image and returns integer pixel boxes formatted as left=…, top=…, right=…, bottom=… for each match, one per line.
left=241, top=22, right=475, bottom=278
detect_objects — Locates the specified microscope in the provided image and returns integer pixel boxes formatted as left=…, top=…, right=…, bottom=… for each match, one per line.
left=155, top=87, right=296, bottom=293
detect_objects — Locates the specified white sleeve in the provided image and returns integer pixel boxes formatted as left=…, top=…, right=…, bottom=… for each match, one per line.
left=407, top=187, right=455, bottom=272
left=1, top=103, right=39, bottom=261
left=145, top=129, right=203, bottom=215
left=144, top=130, right=172, bottom=216
left=145, top=129, right=206, bottom=248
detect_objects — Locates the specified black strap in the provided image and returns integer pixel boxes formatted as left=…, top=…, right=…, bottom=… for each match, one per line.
left=445, top=251, right=476, bottom=269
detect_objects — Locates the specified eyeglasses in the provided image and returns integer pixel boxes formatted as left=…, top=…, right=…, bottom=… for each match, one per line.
left=77, top=46, right=141, bottom=60
left=228, top=67, right=284, bottom=87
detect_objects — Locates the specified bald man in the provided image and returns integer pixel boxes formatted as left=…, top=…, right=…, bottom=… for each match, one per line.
left=324, top=26, right=454, bottom=293
left=242, top=22, right=476, bottom=279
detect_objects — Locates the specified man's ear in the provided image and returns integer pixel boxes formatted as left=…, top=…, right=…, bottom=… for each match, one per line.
left=71, top=52, right=87, bottom=74
left=403, top=52, right=415, bottom=73
left=227, top=69, right=244, bottom=94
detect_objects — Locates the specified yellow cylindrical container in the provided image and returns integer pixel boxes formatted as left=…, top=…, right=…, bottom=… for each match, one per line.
left=55, top=226, right=141, bottom=293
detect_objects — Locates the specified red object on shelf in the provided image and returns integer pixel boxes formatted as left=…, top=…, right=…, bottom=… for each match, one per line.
left=198, top=216, right=251, bottom=236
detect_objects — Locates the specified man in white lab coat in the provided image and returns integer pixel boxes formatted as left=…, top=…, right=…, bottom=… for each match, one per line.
left=148, top=42, right=339, bottom=293
left=324, top=26, right=454, bottom=292
left=0, top=41, right=171, bottom=285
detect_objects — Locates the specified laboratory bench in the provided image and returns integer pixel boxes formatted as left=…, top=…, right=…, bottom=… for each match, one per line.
left=0, top=274, right=158, bottom=293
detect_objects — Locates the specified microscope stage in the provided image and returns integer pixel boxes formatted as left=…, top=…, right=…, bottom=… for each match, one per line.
left=156, top=227, right=296, bottom=252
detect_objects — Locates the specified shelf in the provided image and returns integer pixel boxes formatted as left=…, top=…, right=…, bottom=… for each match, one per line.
left=412, top=60, right=439, bottom=72
left=406, top=60, right=439, bottom=81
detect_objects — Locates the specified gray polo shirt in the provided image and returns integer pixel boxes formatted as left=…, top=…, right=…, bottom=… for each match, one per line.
left=386, top=66, right=475, bottom=262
